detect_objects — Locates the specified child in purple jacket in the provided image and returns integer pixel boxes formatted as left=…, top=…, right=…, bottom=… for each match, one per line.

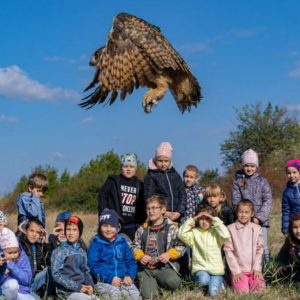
left=232, top=149, right=272, bottom=265
left=0, top=228, right=35, bottom=300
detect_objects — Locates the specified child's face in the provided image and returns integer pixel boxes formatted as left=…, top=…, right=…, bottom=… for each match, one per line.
left=184, top=170, right=198, bottom=187
left=25, top=222, right=43, bottom=244
left=206, top=194, right=222, bottom=208
left=237, top=204, right=254, bottom=225
left=100, top=224, right=117, bottom=241
left=66, top=223, right=80, bottom=243
left=286, top=167, right=300, bottom=185
left=28, top=186, right=44, bottom=197
left=243, top=164, right=257, bottom=176
left=292, top=220, right=300, bottom=240
left=4, top=247, right=20, bottom=263
left=146, top=201, right=166, bottom=223
left=121, top=164, right=136, bottom=179
left=155, top=156, right=171, bottom=171
left=198, top=215, right=212, bottom=230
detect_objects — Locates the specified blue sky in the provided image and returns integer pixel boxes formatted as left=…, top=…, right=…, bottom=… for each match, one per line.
left=1, top=1, right=300, bottom=195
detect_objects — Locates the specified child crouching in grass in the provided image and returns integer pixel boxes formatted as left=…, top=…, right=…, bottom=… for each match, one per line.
left=88, top=208, right=140, bottom=300
left=51, top=216, right=97, bottom=300
left=178, top=204, right=230, bottom=298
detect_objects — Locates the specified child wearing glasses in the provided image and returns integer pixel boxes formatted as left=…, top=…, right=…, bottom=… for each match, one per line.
left=133, top=195, right=185, bottom=299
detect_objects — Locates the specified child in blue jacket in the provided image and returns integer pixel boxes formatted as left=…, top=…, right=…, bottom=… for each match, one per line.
left=51, top=216, right=96, bottom=300
left=282, top=159, right=300, bottom=234
left=88, top=209, right=140, bottom=300
left=16, top=173, right=48, bottom=230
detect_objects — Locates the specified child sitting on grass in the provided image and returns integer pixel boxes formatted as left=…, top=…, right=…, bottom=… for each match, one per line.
left=133, top=195, right=185, bottom=299
left=178, top=204, right=230, bottom=297
left=51, top=216, right=96, bottom=299
left=224, top=199, right=265, bottom=294
left=277, top=213, right=300, bottom=288
left=88, top=208, right=140, bottom=300
left=17, top=218, right=48, bottom=295
left=0, top=228, right=35, bottom=300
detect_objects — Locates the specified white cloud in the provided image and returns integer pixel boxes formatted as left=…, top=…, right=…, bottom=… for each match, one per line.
left=289, top=61, right=300, bottom=78
left=287, top=104, right=300, bottom=112
left=52, top=152, right=64, bottom=160
left=0, top=114, right=19, bottom=123
left=81, top=116, right=93, bottom=124
left=0, top=65, right=81, bottom=101
left=44, top=56, right=75, bottom=64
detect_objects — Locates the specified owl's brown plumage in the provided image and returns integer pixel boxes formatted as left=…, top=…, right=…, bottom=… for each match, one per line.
left=80, top=13, right=202, bottom=113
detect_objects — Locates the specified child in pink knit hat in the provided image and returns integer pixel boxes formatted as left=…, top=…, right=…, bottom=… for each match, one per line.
left=231, top=149, right=273, bottom=266
left=144, top=142, right=187, bottom=222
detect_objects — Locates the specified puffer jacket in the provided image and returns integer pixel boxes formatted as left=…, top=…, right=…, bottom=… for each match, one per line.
left=88, top=234, right=137, bottom=284
left=232, top=171, right=272, bottom=227
left=144, top=167, right=187, bottom=215
left=281, top=182, right=300, bottom=233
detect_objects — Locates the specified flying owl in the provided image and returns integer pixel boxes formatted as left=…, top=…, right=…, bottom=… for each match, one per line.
left=80, top=13, right=202, bottom=113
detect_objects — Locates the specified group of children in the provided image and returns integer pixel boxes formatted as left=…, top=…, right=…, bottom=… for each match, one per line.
left=0, top=141, right=300, bottom=299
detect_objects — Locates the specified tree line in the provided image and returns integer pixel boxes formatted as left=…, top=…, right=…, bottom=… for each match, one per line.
left=1, top=102, right=300, bottom=212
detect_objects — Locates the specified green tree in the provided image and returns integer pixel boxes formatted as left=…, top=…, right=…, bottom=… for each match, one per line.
left=220, top=102, right=300, bottom=167
left=199, top=169, right=219, bottom=187
left=60, top=168, right=71, bottom=185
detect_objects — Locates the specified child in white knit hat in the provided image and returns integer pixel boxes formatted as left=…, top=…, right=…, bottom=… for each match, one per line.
left=231, top=149, right=273, bottom=266
left=0, top=228, right=36, bottom=300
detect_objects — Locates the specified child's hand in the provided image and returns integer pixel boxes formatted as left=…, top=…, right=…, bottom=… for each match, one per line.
left=233, top=273, right=243, bottom=283
left=158, top=252, right=171, bottom=264
left=164, top=211, right=173, bottom=219
left=84, top=285, right=93, bottom=295
left=112, top=276, right=122, bottom=287
left=140, top=255, right=152, bottom=265
left=123, top=276, right=133, bottom=286
left=193, top=211, right=213, bottom=221
left=252, top=217, right=260, bottom=225
left=17, top=224, right=26, bottom=234
left=253, top=270, right=263, bottom=280
left=0, top=254, right=6, bottom=266
left=170, top=212, right=180, bottom=221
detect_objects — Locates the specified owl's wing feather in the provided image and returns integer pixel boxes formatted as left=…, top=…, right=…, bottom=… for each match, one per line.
left=80, top=13, right=202, bottom=111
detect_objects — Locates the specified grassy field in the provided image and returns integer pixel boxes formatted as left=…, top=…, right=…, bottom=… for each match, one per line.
left=5, top=204, right=300, bottom=299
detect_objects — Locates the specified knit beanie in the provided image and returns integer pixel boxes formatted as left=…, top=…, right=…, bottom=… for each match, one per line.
left=0, top=228, right=19, bottom=249
left=120, top=153, right=137, bottom=167
left=65, top=216, right=84, bottom=238
left=155, top=142, right=173, bottom=159
left=99, top=209, right=123, bottom=229
left=56, top=211, right=72, bottom=222
left=286, top=159, right=300, bottom=172
left=242, top=149, right=259, bottom=167
left=0, top=211, right=8, bottom=226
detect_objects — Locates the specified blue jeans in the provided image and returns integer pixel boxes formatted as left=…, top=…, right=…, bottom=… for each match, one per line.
left=194, top=270, right=223, bottom=297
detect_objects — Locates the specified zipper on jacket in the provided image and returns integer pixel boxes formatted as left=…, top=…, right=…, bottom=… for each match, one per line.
left=165, top=172, right=174, bottom=211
